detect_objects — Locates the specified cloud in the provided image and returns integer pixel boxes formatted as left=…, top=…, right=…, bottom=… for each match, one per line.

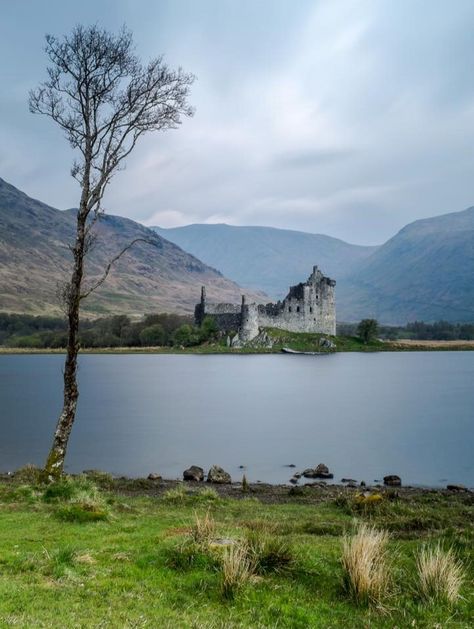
left=1, top=0, right=474, bottom=245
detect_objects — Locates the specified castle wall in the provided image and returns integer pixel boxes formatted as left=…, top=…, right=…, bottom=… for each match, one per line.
left=202, top=303, right=241, bottom=333
left=195, top=265, right=336, bottom=341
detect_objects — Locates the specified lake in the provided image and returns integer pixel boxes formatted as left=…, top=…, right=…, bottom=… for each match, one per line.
left=0, top=352, right=473, bottom=486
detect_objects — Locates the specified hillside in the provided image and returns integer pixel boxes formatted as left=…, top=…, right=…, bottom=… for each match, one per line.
left=155, top=211, right=474, bottom=324
left=153, top=223, right=377, bottom=298
left=338, top=207, right=474, bottom=323
left=0, top=178, right=264, bottom=316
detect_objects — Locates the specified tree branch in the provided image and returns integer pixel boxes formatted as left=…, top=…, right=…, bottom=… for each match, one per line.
left=79, top=237, right=162, bottom=300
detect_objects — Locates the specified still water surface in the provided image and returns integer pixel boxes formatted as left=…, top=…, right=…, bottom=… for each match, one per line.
left=0, top=353, right=473, bottom=486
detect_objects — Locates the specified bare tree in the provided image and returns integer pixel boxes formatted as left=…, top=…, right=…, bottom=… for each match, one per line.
left=30, top=25, right=194, bottom=481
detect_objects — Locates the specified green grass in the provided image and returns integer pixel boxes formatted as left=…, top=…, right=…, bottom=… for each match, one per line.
left=0, top=478, right=472, bottom=627
left=2, top=330, right=473, bottom=354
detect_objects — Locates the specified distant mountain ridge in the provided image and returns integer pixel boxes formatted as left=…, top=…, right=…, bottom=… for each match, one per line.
left=337, top=206, right=474, bottom=323
left=0, top=178, right=264, bottom=316
left=2, top=176, right=473, bottom=323
left=153, top=223, right=377, bottom=298
left=154, top=210, right=474, bottom=324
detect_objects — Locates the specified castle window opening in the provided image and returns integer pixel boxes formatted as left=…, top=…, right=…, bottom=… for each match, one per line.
left=296, top=306, right=300, bottom=313
left=310, top=307, right=313, bottom=313
left=288, top=306, right=292, bottom=313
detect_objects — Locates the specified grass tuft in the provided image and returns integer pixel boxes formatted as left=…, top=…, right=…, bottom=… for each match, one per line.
left=417, top=544, right=464, bottom=605
left=162, top=485, right=188, bottom=503
left=42, top=476, right=109, bottom=522
left=13, top=464, right=43, bottom=484
left=43, top=546, right=77, bottom=579
left=162, top=485, right=222, bottom=505
left=220, top=543, right=254, bottom=600
left=190, top=510, right=216, bottom=545
left=244, top=530, right=294, bottom=574
left=341, top=523, right=391, bottom=608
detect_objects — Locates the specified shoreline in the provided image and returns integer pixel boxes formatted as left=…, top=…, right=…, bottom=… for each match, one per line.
left=2, top=472, right=471, bottom=502
left=1, top=339, right=474, bottom=354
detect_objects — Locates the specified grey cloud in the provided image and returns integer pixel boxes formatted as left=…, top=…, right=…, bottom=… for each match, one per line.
left=1, top=0, right=474, bottom=246
left=272, top=149, right=355, bottom=170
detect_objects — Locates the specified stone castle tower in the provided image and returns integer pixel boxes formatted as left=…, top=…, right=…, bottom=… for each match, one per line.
left=195, top=266, right=336, bottom=342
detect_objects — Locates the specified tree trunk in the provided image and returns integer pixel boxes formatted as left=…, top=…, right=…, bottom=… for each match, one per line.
left=43, top=206, right=87, bottom=481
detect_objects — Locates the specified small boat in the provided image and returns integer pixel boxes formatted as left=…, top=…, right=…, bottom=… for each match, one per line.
left=281, top=347, right=320, bottom=355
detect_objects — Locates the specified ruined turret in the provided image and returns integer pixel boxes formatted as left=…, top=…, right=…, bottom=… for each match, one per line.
left=194, top=285, right=207, bottom=326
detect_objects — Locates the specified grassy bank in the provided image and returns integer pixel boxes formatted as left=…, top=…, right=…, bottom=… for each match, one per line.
left=2, top=328, right=474, bottom=355
left=0, top=472, right=472, bottom=627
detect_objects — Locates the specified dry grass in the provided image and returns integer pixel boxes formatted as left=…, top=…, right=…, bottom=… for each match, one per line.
left=190, top=510, right=216, bottom=545
left=220, top=543, right=254, bottom=600
left=341, top=523, right=391, bottom=608
left=417, top=544, right=464, bottom=605
left=393, top=339, right=474, bottom=348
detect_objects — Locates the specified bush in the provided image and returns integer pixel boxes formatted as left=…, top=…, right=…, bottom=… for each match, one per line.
left=139, top=323, right=166, bottom=346
left=173, top=324, right=200, bottom=347
left=357, top=319, right=379, bottom=344
left=199, top=316, right=218, bottom=342
left=417, top=544, right=464, bottom=605
left=341, top=523, right=391, bottom=608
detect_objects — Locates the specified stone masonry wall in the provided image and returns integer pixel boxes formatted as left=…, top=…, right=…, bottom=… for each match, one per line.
left=195, top=266, right=336, bottom=341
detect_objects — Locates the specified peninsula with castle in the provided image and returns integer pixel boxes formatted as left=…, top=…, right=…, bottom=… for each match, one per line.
left=195, top=266, right=336, bottom=346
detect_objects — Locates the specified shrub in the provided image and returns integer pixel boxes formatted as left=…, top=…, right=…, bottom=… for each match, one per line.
left=199, top=316, right=218, bottom=342
left=220, top=543, right=253, bottom=600
left=245, top=530, right=294, bottom=574
left=139, top=323, right=166, bottom=347
left=417, top=544, right=464, bottom=605
left=341, top=523, right=391, bottom=608
left=173, top=324, right=199, bottom=347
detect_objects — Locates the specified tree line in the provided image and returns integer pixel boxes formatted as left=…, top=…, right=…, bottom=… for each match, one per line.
left=337, top=319, right=474, bottom=341
left=0, top=312, right=219, bottom=349
left=2, top=312, right=474, bottom=349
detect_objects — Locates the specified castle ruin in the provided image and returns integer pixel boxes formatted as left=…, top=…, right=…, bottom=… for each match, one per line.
left=195, top=266, right=336, bottom=343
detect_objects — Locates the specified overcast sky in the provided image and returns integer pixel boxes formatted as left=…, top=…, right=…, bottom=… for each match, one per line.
left=1, top=0, right=473, bottom=245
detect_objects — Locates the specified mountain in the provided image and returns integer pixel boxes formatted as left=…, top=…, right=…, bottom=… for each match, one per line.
left=153, top=224, right=377, bottom=298
left=338, top=207, right=474, bottom=324
left=0, top=178, right=264, bottom=316
left=154, top=209, right=474, bottom=324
